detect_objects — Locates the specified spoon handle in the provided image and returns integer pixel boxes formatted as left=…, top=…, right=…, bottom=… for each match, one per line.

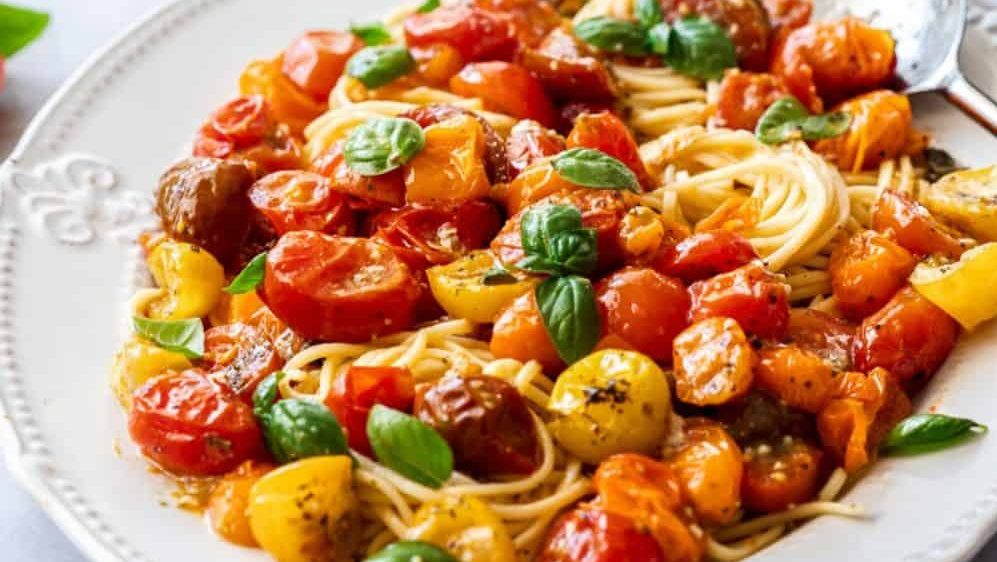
left=945, top=73, right=997, bottom=135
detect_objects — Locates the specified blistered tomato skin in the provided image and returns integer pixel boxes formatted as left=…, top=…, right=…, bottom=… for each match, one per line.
left=309, top=141, right=406, bottom=209
left=742, top=439, right=823, bottom=513
left=281, top=31, right=363, bottom=101
left=654, top=230, right=758, bottom=284
left=814, top=91, right=915, bottom=173
left=537, top=507, right=667, bottom=562
left=787, top=308, right=855, bottom=371
left=711, top=71, right=794, bottom=131
left=872, top=190, right=967, bottom=259
left=262, top=231, right=421, bottom=343
left=566, top=112, right=653, bottom=189
left=400, top=103, right=511, bottom=184
left=324, top=366, right=415, bottom=454
left=472, top=0, right=562, bottom=49
left=506, top=120, right=565, bottom=178
left=595, top=267, right=691, bottom=362
left=521, top=27, right=618, bottom=104
left=688, top=263, right=791, bottom=340
left=829, top=229, right=916, bottom=321
left=450, top=62, right=558, bottom=127
left=673, top=317, right=756, bottom=406
left=204, top=323, right=282, bottom=402
left=248, top=170, right=355, bottom=236
left=490, top=290, right=564, bottom=374
left=756, top=345, right=833, bottom=413
left=404, top=5, right=517, bottom=62
left=667, top=419, right=744, bottom=525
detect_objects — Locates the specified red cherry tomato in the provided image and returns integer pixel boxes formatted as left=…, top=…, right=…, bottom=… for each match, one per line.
left=828, top=229, right=916, bottom=320
left=281, top=31, right=364, bottom=101
left=404, top=5, right=517, bottom=62
left=262, top=231, right=421, bottom=342
left=712, top=71, right=795, bottom=131
left=566, top=112, right=653, bottom=189
left=128, top=370, right=263, bottom=476
left=324, top=366, right=415, bottom=454
left=872, top=190, right=967, bottom=259
left=595, top=267, right=691, bottom=362
left=537, top=507, right=667, bottom=562
left=472, top=0, right=562, bottom=49
left=309, top=141, right=406, bottom=209
left=688, top=263, right=790, bottom=339
left=742, top=439, right=823, bottom=513
left=450, top=62, right=557, bottom=127
left=400, top=103, right=511, bottom=184
left=786, top=308, right=854, bottom=372
left=762, top=0, right=813, bottom=30
left=204, top=323, right=283, bottom=402
left=248, top=170, right=355, bottom=235
left=653, top=230, right=758, bottom=284
left=506, top=120, right=565, bottom=179
left=660, top=0, right=772, bottom=70
left=521, top=27, right=618, bottom=105
left=209, top=95, right=271, bottom=145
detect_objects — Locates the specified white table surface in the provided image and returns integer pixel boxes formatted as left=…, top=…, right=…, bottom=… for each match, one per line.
left=2, top=1, right=997, bottom=561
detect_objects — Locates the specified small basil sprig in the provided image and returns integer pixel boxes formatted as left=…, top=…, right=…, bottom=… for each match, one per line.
left=252, top=372, right=284, bottom=416
left=516, top=204, right=598, bottom=276
left=482, top=267, right=518, bottom=286
left=756, top=96, right=852, bottom=145
left=416, top=0, right=441, bottom=13
left=634, top=0, right=663, bottom=30
left=552, top=148, right=640, bottom=192
left=574, top=17, right=649, bottom=57
left=256, top=395, right=351, bottom=464
left=367, top=405, right=453, bottom=488
left=351, top=22, right=392, bottom=46
left=132, top=316, right=204, bottom=359
left=0, top=4, right=49, bottom=58
left=655, top=17, right=736, bottom=80
left=536, top=276, right=601, bottom=364
left=345, top=117, right=426, bottom=176
left=346, top=45, right=415, bottom=89
left=224, top=252, right=266, bottom=294
left=365, top=541, right=458, bottom=562
left=882, top=413, right=987, bottom=455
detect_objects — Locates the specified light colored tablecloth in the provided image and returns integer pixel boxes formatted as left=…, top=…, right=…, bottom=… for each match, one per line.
left=2, top=1, right=997, bottom=561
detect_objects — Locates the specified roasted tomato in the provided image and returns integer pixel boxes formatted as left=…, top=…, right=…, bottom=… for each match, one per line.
left=673, top=317, right=755, bottom=405
left=450, top=62, right=558, bottom=127
left=472, top=0, right=562, bottom=48
left=404, top=5, right=517, bottom=62
left=506, top=120, right=565, bottom=179
left=742, top=438, right=823, bottom=513
left=619, top=206, right=680, bottom=261
left=281, top=31, right=364, bottom=101
left=245, top=302, right=306, bottom=360
left=198, top=95, right=271, bottom=148
left=667, top=419, right=744, bottom=525
left=498, top=159, right=582, bottom=215
left=688, top=263, right=791, bottom=339
left=595, top=267, right=691, bottom=362
left=404, top=114, right=491, bottom=204
left=537, top=506, right=667, bottom=562
left=653, top=229, right=757, bottom=284
left=262, top=231, right=421, bottom=342
left=772, top=17, right=896, bottom=109
left=310, top=141, right=406, bottom=209
left=872, top=190, right=968, bottom=259
left=711, top=71, right=794, bottom=131
left=521, top=27, right=617, bottom=104
left=814, top=91, right=915, bottom=173
left=207, top=460, right=273, bottom=547
left=829, top=229, right=916, bottom=321
left=324, top=366, right=415, bottom=454
left=566, top=112, right=653, bottom=189
left=786, top=308, right=854, bottom=371
left=248, top=170, right=355, bottom=235
left=411, top=43, right=465, bottom=86
left=415, top=375, right=539, bottom=477
left=401, top=103, right=510, bottom=184
left=204, top=323, right=282, bottom=402
left=761, top=0, right=813, bottom=30
left=852, top=286, right=958, bottom=386
left=491, top=289, right=564, bottom=374
left=240, top=57, right=327, bottom=135
left=660, top=0, right=772, bottom=70
left=756, top=345, right=833, bottom=413
left=129, top=370, right=262, bottom=476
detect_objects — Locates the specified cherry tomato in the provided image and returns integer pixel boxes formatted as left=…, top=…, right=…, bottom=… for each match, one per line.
left=472, top=0, right=562, bottom=49
left=829, top=229, right=916, bottom=320
left=404, top=5, right=517, bottom=62
left=559, top=102, right=619, bottom=133
left=309, top=141, right=406, bottom=209
left=653, top=229, right=757, bottom=284
left=129, top=370, right=263, bottom=476
left=756, top=345, right=833, bottom=413
left=249, top=170, right=355, bottom=235
left=491, top=289, right=564, bottom=374
left=404, top=114, right=491, bottom=204
left=401, top=103, right=511, bottom=184
left=566, top=112, right=653, bottom=189
left=193, top=96, right=302, bottom=173
left=245, top=302, right=306, bottom=360
left=660, top=0, right=772, bottom=70
left=207, top=95, right=271, bottom=146
left=207, top=460, right=273, bottom=546
left=786, top=308, right=854, bottom=371
left=814, top=91, right=915, bottom=173
left=281, top=31, right=363, bottom=101
left=673, top=317, right=755, bottom=405
left=498, top=160, right=582, bottom=215
left=852, top=286, right=958, bottom=386
left=742, top=439, right=823, bottom=513
left=450, top=62, right=557, bottom=127
left=204, top=323, right=283, bottom=402
left=538, top=507, right=667, bottom=562
left=239, top=57, right=327, bottom=135
left=262, top=231, right=421, bottom=342
left=506, top=120, right=565, bottom=179
left=872, top=190, right=967, bottom=259
left=688, top=263, right=790, bottom=339
left=667, top=419, right=744, bottom=525
left=324, top=366, right=414, bottom=454
left=711, top=71, right=794, bottom=131
left=411, top=43, right=465, bottom=86
left=521, top=27, right=617, bottom=104
left=762, top=0, right=813, bottom=30
left=595, top=267, right=691, bottom=362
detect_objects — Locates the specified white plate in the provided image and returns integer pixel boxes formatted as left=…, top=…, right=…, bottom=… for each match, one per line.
left=2, top=1, right=997, bottom=561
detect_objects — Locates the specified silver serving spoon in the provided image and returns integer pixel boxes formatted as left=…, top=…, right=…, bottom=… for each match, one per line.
left=818, top=0, right=997, bottom=134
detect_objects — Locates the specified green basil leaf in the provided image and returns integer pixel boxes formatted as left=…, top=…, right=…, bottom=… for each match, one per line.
left=351, top=22, right=393, bottom=46
left=515, top=254, right=566, bottom=277
left=416, top=0, right=441, bottom=13
left=552, top=148, right=640, bottom=192
left=482, top=267, right=519, bottom=286
left=345, top=117, right=426, bottom=176
left=923, top=147, right=962, bottom=182
left=647, top=23, right=671, bottom=56
left=132, top=316, right=204, bottom=359
left=260, top=398, right=351, bottom=464
left=882, top=413, right=987, bottom=455
left=520, top=204, right=585, bottom=257
left=547, top=229, right=599, bottom=275
left=365, top=541, right=458, bottom=562
left=663, top=16, right=736, bottom=80
left=756, top=96, right=852, bottom=145
left=0, top=4, right=49, bottom=58
left=367, top=405, right=453, bottom=488
left=224, top=252, right=266, bottom=294
left=346, top=45, right=416, bottom=89
left=517, top=204, right=599, bottom=276
left=574, top=17, right=649, bottom=57
left=252, top=372, right=284, bottom=416
left=536, top=276, right=600, bottom=364
left=635, top=0, right=664, bottom=30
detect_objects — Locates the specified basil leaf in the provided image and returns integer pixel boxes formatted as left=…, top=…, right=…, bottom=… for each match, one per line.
left=635, top=0, right=664, bottom=30
left=516, top=204, right=599, bottom=276
left=756, top=96, right=852, bottom=145
left=515, top=254, right=565, bottom=276
left=647, top=23, right=671, bottom=56
left=345, top=117, right=426, bottom=176
left=0, top=4, right=48, bottom=58
left=663, top=16, right=736, bottom=80
left=923, top=148, right=962, bottom=182
left=882, top=413, right=987, bottom=455
left=351, top=22, right=392, bottom=46
left=482, top=267, right=519, bottom=286
left=224, top=252, right=266, bottom=294
left=260, top=398, right=351, bottom=464
left=132, top=316, right=204, bottom=359
left=552, top=148, right=640, bottom=192
left=346, top=45, right=415, bottom=89
left=416, top=0, right=441, bottom=13
left=367, top=405, right=453, bottom=488
left=536, top=276, right=600, bottom=364
left=252, top=372, right=284, bottom=416
left=547, top=230, right=599, bottom=275
left=365, top=541, right=458, bottom=562
left=574, top=17, right=649, bottom=57
left=520, top=204, right=584, bottom=257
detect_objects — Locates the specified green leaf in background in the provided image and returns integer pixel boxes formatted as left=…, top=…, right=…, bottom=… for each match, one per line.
left=367, top=405, right=454, bottom=488
left=0, top=4, right=49, bottom=58
left=634, top=0, right=664, bottom=30
left=346, top=45, right=416, bottom=89
left=416, top=0, right=441, bottom=13
left=132, top=316, right=204, bottom=359
left=661, top=16, right=737, bottom=80
left=552, top=148, right=640, bottom=192
left=365, top=541, right=458, bottom=562
left=351, top=22, right=393, bottom=46
left=345, top=116, right=425, bottom=176
left=756, top=96, right=852, bottom=145
left=574, top=17, right=649, bottom=57
left=536, top=275, right=601, bottom=364
left=882, top=413, right=987, bottom=455
left=224, top=252, right=266, bottom=294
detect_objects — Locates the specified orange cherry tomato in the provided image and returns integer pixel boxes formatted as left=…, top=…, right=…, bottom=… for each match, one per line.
left=660, top=0, right=772, bottom=70
left=491, top=289, right=564, bottom=374
left=239, top=57, right=327, bottom=135
left=404, top=114, right=491, bottom=204
left=521, top=27, right=618, bottom=104
left=538, top=506, right=668, bottom=562
left=129, top=370, right=263, bottom=476
left=673, top=317, right=756, bottom=406
left=404, top=5, right=517, bottom=62
left=652, top=229, right=757, bottom=284
left=262, top=231, right=421, bottom=342
left=450, top=62, right=557, bottom=127
left=281, top=31, right=363, bottom=101
left=756, top=345, right=833, bottom=413
left=667, top=419, right=744, bottom=526
left=506, top=120, right=565, bottom=179
left=204, top=323, right=283, bottom=403
left=472, top=0, right=562, bottom=49
left=595, top=267, right=691, bottom=362
left=248, top=170, right=355, bottom=235
left=829, top=229, right=916, bottom=320
left=566, top=112, right=653, bottom=190
left=207, top=460, right=273, bottom=546
left=872, top=190, right=967, bottom=259
left=711, top=71, right=795, bottom=131
left=786, top=308, right=854, bottom=371
left=309, top=141, right=406, bottom=209
left=325, top=366, right=415, bottom=454
left=498, top=159, right=582, bottom=215
left=742, top=439, right=823, bottom=513
left=688, top=263, right=790, bottom=339
left=208, top=95, right=271, bottom=146
left=852, top=286, right=958, bottom=386
left=762, top=0, right=813, bottom=30
left=814, top=91, right=915, bottom=173
left=400, top=103, right=511, bottom=184
left=244, top=302, right=306, bottom=361
left=411, top=43, right=465, bottom=86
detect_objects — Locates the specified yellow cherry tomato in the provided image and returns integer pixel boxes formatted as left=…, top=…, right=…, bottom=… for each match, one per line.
left=918, top=165, right=997, bottom=242
left=110, top=337, right=191, bottom=408
left=427, top=251, right=538, bottom=323
left=407, top=495, right=516, bottom=562
left=145, top=241, right=225, bottom=320
left=910, top=242, right=997, bottom=330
